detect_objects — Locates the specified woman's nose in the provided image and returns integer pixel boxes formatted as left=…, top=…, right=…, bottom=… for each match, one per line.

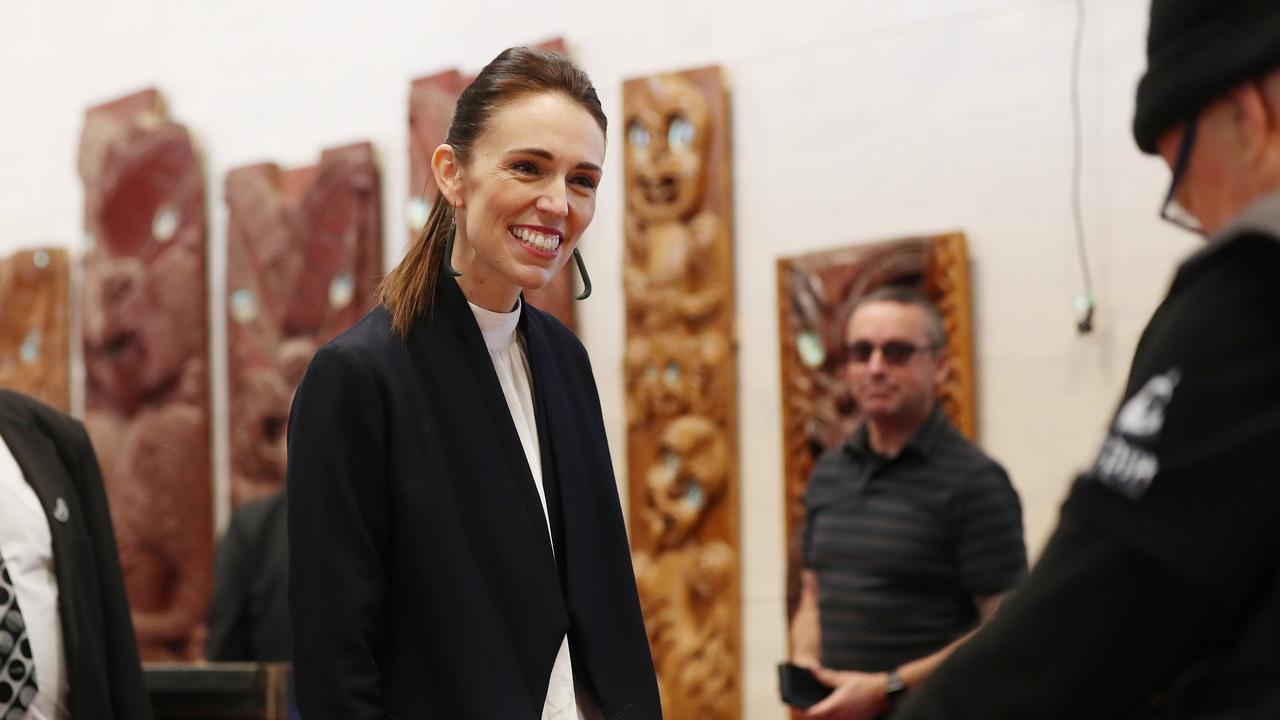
left=535, top=180, right=569, bottom=218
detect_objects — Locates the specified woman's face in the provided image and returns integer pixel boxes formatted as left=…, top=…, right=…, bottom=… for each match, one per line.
left=439, top=91, right=605, bottom=310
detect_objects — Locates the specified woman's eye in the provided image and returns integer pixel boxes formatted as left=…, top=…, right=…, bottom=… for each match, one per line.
left=512, top=161, right=539, bottom=174
left=571, top=175, right=598, bottom=190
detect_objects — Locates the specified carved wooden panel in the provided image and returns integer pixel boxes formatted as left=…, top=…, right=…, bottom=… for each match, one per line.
left=0, top=248, right=70, bottom=410
left=225, top=142, right=382, bottom=506
left=623, top=66, right=739, bottom=720
left=78, top=89, right=212, bottom=661
left=777, top=232, right=976, bottom=619
left=407, top=38, right=578, bottom=331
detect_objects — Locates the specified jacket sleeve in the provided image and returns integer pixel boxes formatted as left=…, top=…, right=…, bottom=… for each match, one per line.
left=205, top=507, right=253, bottom=661
left=287, top=343, right=390, bottom=719
left=68, top=417, right=154, bottom=720
left=890, top=510, right=1220, bottom=719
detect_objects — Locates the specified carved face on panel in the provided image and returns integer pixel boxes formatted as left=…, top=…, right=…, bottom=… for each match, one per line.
left=645, top=414, right=728, bottom=548
left=625, top=333, right=728, bottom=426
left=83, top=248, right=203, bottom=413
left=83, top=132, right=204, bottom=413
left=290, top=162, right=369, bottom=337
left=230, top=366, right=290, bottom=489
left=625, top=75, right=710, bottom=223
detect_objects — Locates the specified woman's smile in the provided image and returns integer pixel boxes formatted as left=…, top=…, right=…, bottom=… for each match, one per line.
left=510, top=224, right=562, bottom=258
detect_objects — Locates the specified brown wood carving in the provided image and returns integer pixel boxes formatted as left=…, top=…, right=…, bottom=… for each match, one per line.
left=78, top=89, right=212, bottom=661
left=0, top=248, right=70, bottom=410
left=623, top=66, right=739, bottom=720
left=407, top=38, right=578, bottom=331
left=776, top=233, right=976, bottom=621
left=225, top=143, right=382, bottom=507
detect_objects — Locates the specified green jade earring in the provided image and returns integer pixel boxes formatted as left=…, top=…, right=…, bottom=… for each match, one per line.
left=443, top=223, right=592, bottom=300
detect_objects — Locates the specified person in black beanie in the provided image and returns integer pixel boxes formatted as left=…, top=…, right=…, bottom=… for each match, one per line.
left=893, top=1, right=1280, bottom=717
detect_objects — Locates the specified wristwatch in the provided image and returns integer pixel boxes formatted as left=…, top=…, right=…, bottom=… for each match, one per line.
left=885, top=670, right=908, bottom=703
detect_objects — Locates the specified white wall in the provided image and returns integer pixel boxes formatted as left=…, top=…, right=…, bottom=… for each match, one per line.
left=0, top=1, right=1197, bottom=717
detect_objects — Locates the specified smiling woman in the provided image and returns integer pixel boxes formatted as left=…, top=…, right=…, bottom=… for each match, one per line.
left=381, top=47, right=608, bottom=334
left=286, top=47, right=662, bottom=720
left=433, top=91, right=605, bottom=309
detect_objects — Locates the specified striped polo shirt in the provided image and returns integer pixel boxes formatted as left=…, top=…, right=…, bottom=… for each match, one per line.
left=802, top=407, right=1027, bottom=672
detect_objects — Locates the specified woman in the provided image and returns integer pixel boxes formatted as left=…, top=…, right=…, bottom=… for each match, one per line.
left=286, top=48, right=661, bottom=719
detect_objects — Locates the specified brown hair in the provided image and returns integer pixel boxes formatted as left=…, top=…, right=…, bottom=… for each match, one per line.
left=851, top=286, right=948, bottom=349
left=380, top=46, right=608, bottom=336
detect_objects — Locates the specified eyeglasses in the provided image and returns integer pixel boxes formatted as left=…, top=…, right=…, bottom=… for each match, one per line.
left=1159, top=115, right=1204, bottom=235
left=844, top=340, right=937, bottom=366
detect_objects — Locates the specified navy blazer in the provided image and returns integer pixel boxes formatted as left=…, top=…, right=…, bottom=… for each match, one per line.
left=286, top=274, right=661, bottom=719
left=0, top=390, right=152, bottom=720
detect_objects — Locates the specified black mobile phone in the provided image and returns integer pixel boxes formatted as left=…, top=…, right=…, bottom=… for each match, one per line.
left=778, top=661, right=833, bottom=709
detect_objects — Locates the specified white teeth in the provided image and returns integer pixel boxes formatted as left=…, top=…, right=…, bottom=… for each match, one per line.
left=513, top=227, right=560, bottom=252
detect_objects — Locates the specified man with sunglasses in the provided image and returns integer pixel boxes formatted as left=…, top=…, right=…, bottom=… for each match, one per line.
left=790, top=287, right=1027, bottom=720
left=894, top=1, right=1280, bottom=718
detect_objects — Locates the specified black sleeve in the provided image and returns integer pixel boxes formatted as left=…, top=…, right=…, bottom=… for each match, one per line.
left=953, top=464, right=1027, bottom=596
left=205, top=510, right=252, bottom=661
left=68, top=416, right=154, bottom=720
left=1072, top=238, right=1280, bottom=607
left=287, top=344, right=390, bottom=719
left=891, top=510, right=1222, bottom=720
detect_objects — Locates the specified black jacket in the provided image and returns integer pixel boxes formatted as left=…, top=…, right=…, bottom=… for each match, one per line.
left=895, top=197, right=1280, bottom=719
left=0, top=390, right=152, bottom=720
left=206, top=490, right=290, bottom=662
left=286, top=274, right=661, bottom=719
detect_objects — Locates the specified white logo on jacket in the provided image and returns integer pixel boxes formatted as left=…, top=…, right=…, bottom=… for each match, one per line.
left=1092, top=369, right=1180, bottom=499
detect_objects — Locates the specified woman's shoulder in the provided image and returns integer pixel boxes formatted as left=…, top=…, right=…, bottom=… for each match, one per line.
left=304, top=306, right=407, bottom=381
left=323, top=306, right=407, bottom=360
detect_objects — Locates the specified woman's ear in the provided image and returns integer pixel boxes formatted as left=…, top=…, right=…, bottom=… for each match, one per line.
left=432, top=144, right=464, bottom=208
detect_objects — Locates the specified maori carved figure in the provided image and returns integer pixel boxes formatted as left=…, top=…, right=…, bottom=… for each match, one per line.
left=775, top=233, right=976, bottom=618
left=78, top=89, right=211, bottom=661
left=623, top=66, right=739, bottom=720
left=633, top=416, right=735, bottom=719
left=225, top=143, right=382, bottom=506
left=407, top=38, right=578, bottom=331
left=623, top=76, right=726, bottom=334
left=623, top=332, right=729, bottom=429
left=0, top=248, right=70, bottom=410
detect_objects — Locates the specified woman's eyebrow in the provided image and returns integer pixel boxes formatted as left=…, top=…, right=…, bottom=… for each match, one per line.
left=508, top=147, right=601, bottom=173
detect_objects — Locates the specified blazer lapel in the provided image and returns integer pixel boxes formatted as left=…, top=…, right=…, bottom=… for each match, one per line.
left=423, top=276, right=559, bottom=577
left=519, top=311, right=594, bottom=588
left=0, top=404, right=81, bottom=556
left=0, top=403, right=86, bottom=685
left=521, top=310, right=567, bottom=573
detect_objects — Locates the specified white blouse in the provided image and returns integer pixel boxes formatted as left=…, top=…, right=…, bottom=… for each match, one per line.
left=467, top=299, right=592, bottom=720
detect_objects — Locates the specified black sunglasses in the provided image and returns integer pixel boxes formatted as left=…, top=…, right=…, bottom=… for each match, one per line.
left=844, top=340, right=936, bottom=366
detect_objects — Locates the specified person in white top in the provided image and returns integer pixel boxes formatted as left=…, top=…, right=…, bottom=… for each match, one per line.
left=0, top=390, right=151, bottom=720
left=287, top=47, right=661, bottom=720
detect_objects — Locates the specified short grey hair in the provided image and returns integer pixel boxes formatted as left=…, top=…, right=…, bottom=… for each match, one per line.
left=850, top=286, right=948, bottom=349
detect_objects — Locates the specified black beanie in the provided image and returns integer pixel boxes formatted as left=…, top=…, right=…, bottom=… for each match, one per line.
left=1133, top=0, right=1280, bottom=154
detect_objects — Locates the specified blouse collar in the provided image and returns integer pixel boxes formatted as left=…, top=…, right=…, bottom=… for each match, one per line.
left=467, top=297, right=522, bottom=353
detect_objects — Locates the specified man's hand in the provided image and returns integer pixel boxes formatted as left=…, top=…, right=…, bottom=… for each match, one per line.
left=803, top=667, right=889, bottom=720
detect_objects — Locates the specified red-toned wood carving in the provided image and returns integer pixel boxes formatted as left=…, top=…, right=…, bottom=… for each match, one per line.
left=0, top=248, right=70, bottom=410
left=623, top=66, right=739, bottom=720
left=776, top=233, right=977, bottom=620
left=407, top=38, right=578, bottom=330
left=78, top=89, right=211, bottom=661
left=225, top=142, right=382, bottom=506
